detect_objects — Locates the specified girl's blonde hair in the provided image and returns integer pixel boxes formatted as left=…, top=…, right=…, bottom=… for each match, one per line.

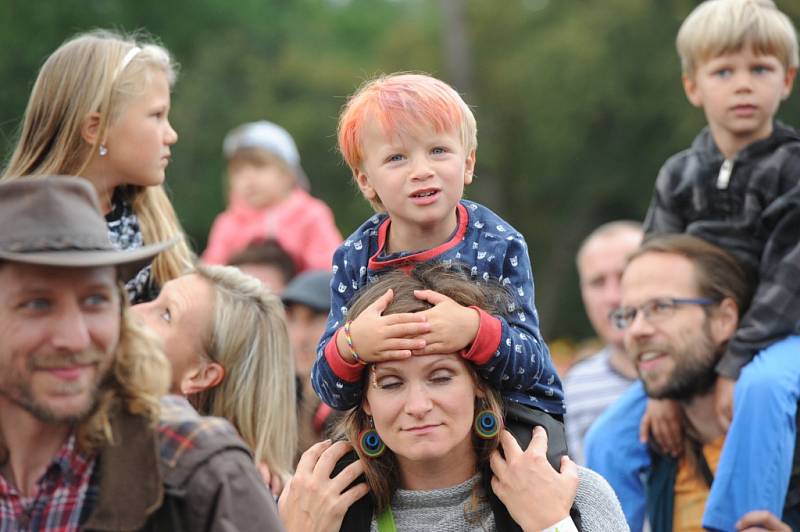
left=335, top=262, right=509, bottom=512
left=189, top=264, right=297, bottom=479
left=2, top=29, right=194, bottom=286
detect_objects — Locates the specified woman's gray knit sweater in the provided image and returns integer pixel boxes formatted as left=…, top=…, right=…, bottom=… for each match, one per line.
left=369, top=466, right=629, bottom=531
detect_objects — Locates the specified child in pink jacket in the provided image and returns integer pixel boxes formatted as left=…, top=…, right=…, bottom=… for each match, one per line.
left=203, top=121, right=342, bottom=271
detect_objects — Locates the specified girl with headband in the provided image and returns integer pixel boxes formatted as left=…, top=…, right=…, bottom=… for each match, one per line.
left=3, top=29, right=193, bottom=303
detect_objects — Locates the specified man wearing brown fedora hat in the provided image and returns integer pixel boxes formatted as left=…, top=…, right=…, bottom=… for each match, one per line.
left=0, top=176, right=283, bottom=530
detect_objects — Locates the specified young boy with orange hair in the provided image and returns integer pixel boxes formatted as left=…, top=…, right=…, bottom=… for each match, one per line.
left=312, top=73, right=564, bottom=425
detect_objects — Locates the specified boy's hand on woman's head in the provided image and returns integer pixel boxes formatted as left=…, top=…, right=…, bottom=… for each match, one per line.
left=336, top=288, right=431, bottom=364
left=640, top=398, right=683, bottom=457
left=411, top=290, right=480, bottom=356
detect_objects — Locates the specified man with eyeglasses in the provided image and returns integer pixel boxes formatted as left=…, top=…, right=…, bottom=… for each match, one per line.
left=593, top=233, right=795, bottom=531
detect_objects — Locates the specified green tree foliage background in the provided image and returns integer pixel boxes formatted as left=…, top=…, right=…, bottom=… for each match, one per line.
left=1, top=0, right=798, bottom=343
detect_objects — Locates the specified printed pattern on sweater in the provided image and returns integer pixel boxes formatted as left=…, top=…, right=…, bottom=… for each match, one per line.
left=312, top=200, right=564, bottom=414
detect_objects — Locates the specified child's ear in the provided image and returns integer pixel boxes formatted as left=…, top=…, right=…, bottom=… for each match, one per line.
left=782, top=67, right=797, bottom=100
left=463, top=149, right=476, bottom=185
left=81, top=112, right=103, bottom=146
left=682, top=74, right=703, bottom=108
left=355, top=168, right=378, bottom=201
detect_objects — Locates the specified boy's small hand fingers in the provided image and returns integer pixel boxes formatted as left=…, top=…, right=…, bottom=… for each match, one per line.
left=375, top=349, right=413, bottom=359
left=383, top=312, right=427, bottom=325
left=382, top=338, right=426, bottom=351
left=386, top=322, right=431, bottom=337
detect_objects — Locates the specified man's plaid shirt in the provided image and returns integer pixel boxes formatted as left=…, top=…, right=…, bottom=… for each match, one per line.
left=0, top=433, right=97, bottom=532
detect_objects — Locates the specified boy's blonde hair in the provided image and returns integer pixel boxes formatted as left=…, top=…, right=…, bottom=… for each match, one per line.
left=337, top=73, right=477, bottom=211
left=2, top=29, right=194, bottom=287
left=189, top=264, right=298, bottom=479
left=677, top=0, right=799, bottom=77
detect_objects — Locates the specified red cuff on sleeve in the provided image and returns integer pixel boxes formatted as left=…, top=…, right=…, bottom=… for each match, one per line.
left=460, top=307, right=502, bottom=364
left=324, top=328, right=366, bottom=382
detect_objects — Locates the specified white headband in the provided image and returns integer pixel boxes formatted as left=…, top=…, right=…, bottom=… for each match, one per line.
left=114, top=46, right=142, bottom=80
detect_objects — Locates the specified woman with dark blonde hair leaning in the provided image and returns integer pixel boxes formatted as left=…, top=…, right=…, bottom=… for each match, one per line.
left=279, top=263, right=627, bottom=531
left=3, top=29, right=193, bottom=303
left=133, top=264, right=297, bottom=492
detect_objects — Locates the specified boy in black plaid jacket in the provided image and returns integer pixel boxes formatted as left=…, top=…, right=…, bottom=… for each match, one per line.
left=588, top=1, right=800, bottom=530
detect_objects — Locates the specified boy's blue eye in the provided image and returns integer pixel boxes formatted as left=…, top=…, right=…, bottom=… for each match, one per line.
left=21, top=298, right=51, bottom=311
left=752, top=65, right=771, bottom=75
left=714, top=68, right=732, bottom=79
left=387, top=154, right=404, bottom=163
left=431, top=147, right=447, bottom=155
left=84, top=293, right=110, bottom=307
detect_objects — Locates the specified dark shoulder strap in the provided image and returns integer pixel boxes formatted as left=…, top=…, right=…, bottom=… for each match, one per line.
left=333, top=451, right=374, bottom=532
left=645, top=449, right=677, bottom=532
left=503, top=402, right=568, bottom=472
left=480, top=462, right=583, bottom=532
left=691, top=440, right=714, bottom=487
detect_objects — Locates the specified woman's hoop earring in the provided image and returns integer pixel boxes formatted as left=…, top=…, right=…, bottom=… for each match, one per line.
left=474, top=409, right=501, bottom=439
left=357, top=419, right=386, bottom=458
left=99, top=144, right=108, bottom=157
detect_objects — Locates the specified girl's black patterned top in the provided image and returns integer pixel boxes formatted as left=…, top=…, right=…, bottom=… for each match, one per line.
left=105, top=188, right=158, bottom=304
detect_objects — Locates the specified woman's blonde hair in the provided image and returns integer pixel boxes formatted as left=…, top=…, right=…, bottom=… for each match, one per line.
left=335, top=262, right=509, bottom=513
left=189, top=264, right=297, bottom=479
left=1, top=29, right=194, bottom=286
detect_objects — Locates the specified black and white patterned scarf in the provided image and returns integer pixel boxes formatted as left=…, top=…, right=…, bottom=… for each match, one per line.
left=105, top=188, right=158, bottom=304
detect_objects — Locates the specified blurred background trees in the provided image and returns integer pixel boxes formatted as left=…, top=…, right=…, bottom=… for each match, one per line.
left=1, top=0, right=798, bottom=349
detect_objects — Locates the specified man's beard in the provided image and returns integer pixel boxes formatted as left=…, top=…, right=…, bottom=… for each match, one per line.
left=641, top=321, right=721, bottom=401
left=0, top=348, right=107, bottom=424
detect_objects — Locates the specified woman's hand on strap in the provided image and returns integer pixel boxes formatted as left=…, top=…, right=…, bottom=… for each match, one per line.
left=278, top=440, right=369, bottom=532
left=490, top=426, right=578, bottom=532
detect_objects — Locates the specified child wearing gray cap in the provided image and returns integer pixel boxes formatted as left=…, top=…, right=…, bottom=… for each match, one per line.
left=202, top=120, right=342, bottom=271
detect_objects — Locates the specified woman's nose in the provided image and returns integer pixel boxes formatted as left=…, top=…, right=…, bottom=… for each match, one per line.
left=403, top=385, right=433, bottom=416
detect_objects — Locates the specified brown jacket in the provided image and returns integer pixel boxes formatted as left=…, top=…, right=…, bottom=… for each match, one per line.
left=83, top=396, right=284, bottom=531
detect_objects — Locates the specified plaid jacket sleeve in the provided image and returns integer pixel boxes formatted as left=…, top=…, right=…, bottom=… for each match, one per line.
left=643, top=159, right=689, bottom=234
left=718, top=180, right=800, bottom=378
